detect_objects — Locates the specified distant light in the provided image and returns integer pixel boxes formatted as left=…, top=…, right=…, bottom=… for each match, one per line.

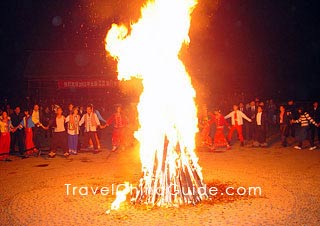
left=52, top=16, right=62, bottom=27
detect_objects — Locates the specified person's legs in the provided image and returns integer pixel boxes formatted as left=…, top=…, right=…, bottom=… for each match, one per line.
left=61, top=132, right=68, bottom=154
left=310, top=125, right=316, bottom=147
left=10, top=132, right=17, bottom=154
left=68, top=134, right=77, bottom=154
left=32, top=127, right=42, bottom=150
left=236, top=125, right=244, bottom=143
left=248, top=123, right=255, bottom=140
left=88, top=132, right=98, bottom=151
left=307, top=128, right=317, bottom=150
left=73, top=135, right=79, bottom=153
left=112, top=128, right=120, bottom=147
left=50, top=132, right=58, bottom=152
left=260, top=127, right=267, bottom=145
left=242, top=123, right=247, bottom=140
left=280, top=124, right=288, bottom=146
left=0, top=133, right=11, bottom=160
left=55, top=132, right=68, bottom=156
left=227, top=126, right=236, bottom=143
left=317, top=126, right=320, bottom=144
left=291, top=124, right=296, bottom=138
left=95, top=132, right=101, bottom=148
left=68, top=134, right=73, bottom=152
left=297, top=127, right=307, bottom=148
left=17, top=130, right=25, bottom=155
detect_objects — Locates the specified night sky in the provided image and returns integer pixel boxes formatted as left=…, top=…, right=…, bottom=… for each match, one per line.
left=1, top=0, right=319, bottom=101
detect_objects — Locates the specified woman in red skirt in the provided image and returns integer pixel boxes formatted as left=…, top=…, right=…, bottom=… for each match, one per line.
left=210, top=110, right=231, bottom=151
left=0, top=111, right=13, bottom=161
left=199, top=116, right=213, bottom=147
left=19, top=109, right=38, bottom=156
left=105, top=106, right=128, bottom=152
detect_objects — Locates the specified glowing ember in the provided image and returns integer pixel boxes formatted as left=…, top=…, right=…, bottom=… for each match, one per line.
left=105, top=0, right=207, bottom=210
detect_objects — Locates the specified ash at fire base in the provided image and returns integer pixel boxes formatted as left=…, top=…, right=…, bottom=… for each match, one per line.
left=105, top=0, right=209, bottom=209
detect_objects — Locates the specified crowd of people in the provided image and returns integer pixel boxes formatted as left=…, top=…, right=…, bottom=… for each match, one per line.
left=0, top=101, right=129, bottom=161
left=1, top=96, right=320, bottom=162
left=199, top=99, right=320, bottom=151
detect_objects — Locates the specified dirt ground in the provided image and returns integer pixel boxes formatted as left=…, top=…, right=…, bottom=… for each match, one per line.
left=1, top=135, right=320, bottom=226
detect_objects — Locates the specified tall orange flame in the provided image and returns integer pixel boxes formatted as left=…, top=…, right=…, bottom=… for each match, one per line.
left=105, top=0, right=206, bottom=210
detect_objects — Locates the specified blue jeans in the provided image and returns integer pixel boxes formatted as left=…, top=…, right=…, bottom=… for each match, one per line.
left=297, top=126, right=310, bottom=147
left=68, top=134, right=78, bottom=152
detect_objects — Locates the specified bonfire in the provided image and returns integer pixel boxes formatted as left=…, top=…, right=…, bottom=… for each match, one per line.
left=105, top=0, right=208, bottom=209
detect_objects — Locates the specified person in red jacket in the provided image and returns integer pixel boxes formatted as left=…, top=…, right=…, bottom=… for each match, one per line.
left=106, top=106, right=128, bottom=152
left=199, top=115, right=213, bottom=148
left=210, top=110, right=231, bottom=151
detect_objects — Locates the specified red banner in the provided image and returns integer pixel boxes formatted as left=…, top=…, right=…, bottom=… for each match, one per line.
left=57, top=79, right=118, bottom=89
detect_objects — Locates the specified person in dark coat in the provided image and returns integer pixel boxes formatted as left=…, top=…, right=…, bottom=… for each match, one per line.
left=253, top=106, right=268, bottom=147
left=286, top=100, right=298, bottom=138
left=9, top=106, right=25, bottom=155
left=309, top=101, right=320, bottom=147
left=277, top=105, right=291, bottom=147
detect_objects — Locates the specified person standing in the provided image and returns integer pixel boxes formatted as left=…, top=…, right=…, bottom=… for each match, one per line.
left=90, top=104, right=106, bottom=149
left=31, top=104, right=44, bottom=151
left=106, top=106, right=128, bottom=151
left=286, top=100, right=297, bottom=138
left=292, top=107, right=319, bottom=150
left=239, top=102, right=247, bottom=140
left=9, top=106, right=25, bottom=156
left=65, top=107, right=80, bottom=155
left=19, top=109, right=38, bottom=156
left=43, top=106, right=53, bottom=138
left=225, top=104, right=252, bottom=146
left=309, top=101, right=320, bottom=148
left=210, top=110, right=230, bottom=150
left=246, top=101, right=257, bottom=141
left=278, top=105, right=290, bottom=147
left=47, top=107, right=68, bottom=158
left=199, top=115, right=213, bottom=148
left=253, top=106, right=268, bottom=147
left=0, top=112, right=13, bottom=161
left=79, top=105, right=101, bottom=153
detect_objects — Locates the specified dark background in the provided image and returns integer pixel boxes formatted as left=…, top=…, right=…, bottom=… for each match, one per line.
left=1, top=0, right=319, bottom=102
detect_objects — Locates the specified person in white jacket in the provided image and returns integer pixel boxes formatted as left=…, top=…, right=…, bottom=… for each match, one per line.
left=225, top=104, right=252, bottom=146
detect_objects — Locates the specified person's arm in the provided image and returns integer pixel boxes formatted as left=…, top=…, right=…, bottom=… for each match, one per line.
left=19, top=118, right=25, bottom=129
left=94, top=113, right=101, bottom=126
left=65, top=115, right=70, bottom=123
left=224, top=112, right=232, bottom=119
left=240, top=111, right=252, bottom=122
left=95, top=110, right=107, bottom=124
left=79, top=115, right=85, bottom=127
left=41, top=117, right=52, bottom=130
left=305, top=113, right=318, bottom=126
left=106, top=114, right=114, bottom=126
left=293, top=115, right=301, bottom=123
left=31, top=112, right=37, bottom=124
left=9, top=120, right=15, bottom=132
